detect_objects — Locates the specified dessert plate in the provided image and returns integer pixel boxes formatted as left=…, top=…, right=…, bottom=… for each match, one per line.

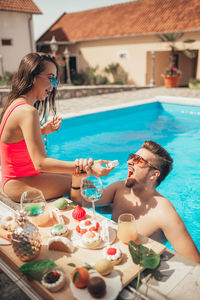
left=0, top=207, right=14, bottom=245
left=71, top=227, right=116, bottom=249
left=0, top=237, right=11, bottom=245
left=70, top=269, right=122, bottom=300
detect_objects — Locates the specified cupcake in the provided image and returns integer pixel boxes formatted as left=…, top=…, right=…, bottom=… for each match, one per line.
left=102, top=245, right=123, bottom=265
left=76, top=219, right=100, bottom=235
left=41, top=269, right=65, bottom=292
left=50, top=224, right=68, bottom=237
left=82, top=231, right=101, bottom=249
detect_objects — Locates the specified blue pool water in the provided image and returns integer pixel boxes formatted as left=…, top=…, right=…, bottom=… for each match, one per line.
left=47, top=102, right=200, bottom=251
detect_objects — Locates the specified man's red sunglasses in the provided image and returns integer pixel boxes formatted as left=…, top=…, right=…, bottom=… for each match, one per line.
left=128, top=153, right=158, bottom=169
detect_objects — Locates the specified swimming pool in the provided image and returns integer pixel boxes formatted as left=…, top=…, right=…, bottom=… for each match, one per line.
left=47, top=101, right=200, bottom=251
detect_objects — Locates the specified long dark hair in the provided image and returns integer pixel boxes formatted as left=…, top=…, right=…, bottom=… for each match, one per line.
left=0, top=52, right=59, bottom=123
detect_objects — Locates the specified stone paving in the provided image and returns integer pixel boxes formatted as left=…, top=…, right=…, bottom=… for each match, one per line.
left=55, top=87, right=200, bottom=116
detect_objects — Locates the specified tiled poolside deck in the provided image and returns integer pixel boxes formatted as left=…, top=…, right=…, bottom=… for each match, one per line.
left=1, top=86, right=200, bottom=299
left=56, top=86, right=200, bottom=117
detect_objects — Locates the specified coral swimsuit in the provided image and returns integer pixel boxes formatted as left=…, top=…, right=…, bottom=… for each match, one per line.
left=0, top=101, right=40, bottom=191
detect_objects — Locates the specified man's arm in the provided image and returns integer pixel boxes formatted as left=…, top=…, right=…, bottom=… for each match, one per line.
left=71, top=175, right=119, bottom=207
left=161, top=203, right=200, bottom=263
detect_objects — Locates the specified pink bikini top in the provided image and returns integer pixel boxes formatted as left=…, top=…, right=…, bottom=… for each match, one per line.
left=0, top=101, right=40, bottom=190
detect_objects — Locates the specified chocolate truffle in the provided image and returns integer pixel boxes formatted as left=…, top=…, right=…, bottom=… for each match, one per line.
left=88, top=276, right=106, bottom=298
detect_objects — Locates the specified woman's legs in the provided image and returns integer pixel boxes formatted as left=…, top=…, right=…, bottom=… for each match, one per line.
left=4, top=173, right=72, bottom=202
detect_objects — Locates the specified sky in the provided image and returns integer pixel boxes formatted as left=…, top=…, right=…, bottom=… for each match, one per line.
left=33, top=0, right=132, bottom=40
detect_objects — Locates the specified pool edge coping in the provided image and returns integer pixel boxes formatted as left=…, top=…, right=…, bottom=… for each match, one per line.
left=60, top=95, right=200, bottom=120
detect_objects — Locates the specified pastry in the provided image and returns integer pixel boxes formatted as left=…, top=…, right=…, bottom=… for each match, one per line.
left=76, top=219, right=100, bottom=235
left=82, top=231, right=101, bottom=249
left=88, top=276, right=106, bottom=298
left=71, top=267, right=90, bottom=288
left=94, top=258, right=113, bottom=276
left=50, top=208, right=64, bottom=224
left=107, top=160, right=119, bottom=168
left=50, top=224, right=68, bottom=237
left=102, top=245, right=123, bottom=265
left=1, top=214, right=17, bottom=231
left=54, top=198, right=68, bottom=210
left=32, top=211, right=51, bottom=227
left=41, top=269, right=65, bottom=292
left=0, top=227, right=12, bottom=241
left=72, top=205, right=86, bottom=221
left=48, top=236, right=74, bottom=252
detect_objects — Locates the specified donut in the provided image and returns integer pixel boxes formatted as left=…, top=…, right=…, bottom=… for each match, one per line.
left=76, top=219, right=99, bottom=235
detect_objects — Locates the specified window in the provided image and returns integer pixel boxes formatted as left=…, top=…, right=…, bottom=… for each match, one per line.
left=2, top=39, right=12, bottom=46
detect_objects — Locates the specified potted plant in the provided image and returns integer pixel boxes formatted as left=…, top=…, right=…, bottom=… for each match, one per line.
left=161, top=65, right=182, bottom=88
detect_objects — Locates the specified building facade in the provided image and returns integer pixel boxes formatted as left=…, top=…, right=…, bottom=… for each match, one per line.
left=36, top=0, right=200, bottom=87
left=0, top=0, right=41, bottom=77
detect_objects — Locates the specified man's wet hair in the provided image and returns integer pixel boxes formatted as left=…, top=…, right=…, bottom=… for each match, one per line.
left=142, top=140, right=173, bottom=186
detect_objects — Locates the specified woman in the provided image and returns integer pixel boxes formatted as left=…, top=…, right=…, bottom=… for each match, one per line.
left=0, top=53, right=112, bottom=202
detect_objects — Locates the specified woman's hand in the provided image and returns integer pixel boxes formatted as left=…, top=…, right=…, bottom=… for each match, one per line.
left=91, top=159, right=114, bottom=177
left=41, top=115, right=62, bottom=135
left=74, top=158, right=93, bottom=176
left=71, top=158, right=93, bottom=189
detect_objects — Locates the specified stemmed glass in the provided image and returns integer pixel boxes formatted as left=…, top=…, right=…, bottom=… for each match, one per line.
left=20, top=189, right=46, bottom=217
left=81, top=175, right=103, bottom=218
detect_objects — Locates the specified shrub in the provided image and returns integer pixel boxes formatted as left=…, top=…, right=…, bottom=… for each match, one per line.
left=188, top=78, right=200, bottom=89
left=0, top=72, right=14, bottom=86
left=95, top=75, right=109, bottom=85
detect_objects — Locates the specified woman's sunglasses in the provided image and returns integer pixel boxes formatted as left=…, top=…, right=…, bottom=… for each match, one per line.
left=128, top=153, right=158, bottom=169
left=38, top=75, right=60, bottom=90
left=50, top=77, right=60, bottom=89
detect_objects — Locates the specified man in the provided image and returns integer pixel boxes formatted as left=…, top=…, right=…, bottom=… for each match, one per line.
left=71, top=140, right=200, bottom=263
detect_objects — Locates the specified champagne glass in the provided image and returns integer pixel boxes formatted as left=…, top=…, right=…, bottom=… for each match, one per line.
left=117, top=213, right=138, bottom=244
left=20, top=189, right=46, bottom=217
left=81, top=175, right=103, bottom=218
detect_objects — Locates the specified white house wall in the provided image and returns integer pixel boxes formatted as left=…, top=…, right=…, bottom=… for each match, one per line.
left=0, top=11, right=35, bottom=76
left=71, top=32, right=200, bottom=86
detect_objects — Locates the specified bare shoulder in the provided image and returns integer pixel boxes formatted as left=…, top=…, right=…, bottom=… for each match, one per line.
left=14, top=102, right=39, bottom=125
left=107, top=180, right=124, bottom=190
left=155, top=192, right=182, bottom=225
left=155, top=192, right=175, bottom=209
left=15, top=102, right=36, bottom=114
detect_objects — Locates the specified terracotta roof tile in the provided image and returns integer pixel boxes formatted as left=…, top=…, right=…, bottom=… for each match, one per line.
left=0, top=0, right=41, bottom=14
left=38, top=0, right=200, bottom=43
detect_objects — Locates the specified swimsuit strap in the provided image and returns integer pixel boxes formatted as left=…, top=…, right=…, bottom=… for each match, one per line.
left=0, top=100, right=28, bottom=137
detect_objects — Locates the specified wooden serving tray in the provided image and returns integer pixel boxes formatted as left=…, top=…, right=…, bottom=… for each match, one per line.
left=0, top=200, right=166, bottom=300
